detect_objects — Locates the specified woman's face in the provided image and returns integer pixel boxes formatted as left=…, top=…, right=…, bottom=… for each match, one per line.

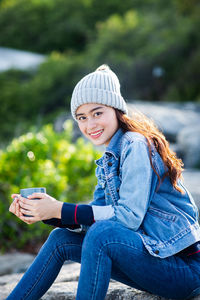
left=76, top=103, right=119, bottom=146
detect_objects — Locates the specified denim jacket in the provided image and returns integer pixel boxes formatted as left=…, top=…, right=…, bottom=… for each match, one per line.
left=89, top=128, right=200, bottom=258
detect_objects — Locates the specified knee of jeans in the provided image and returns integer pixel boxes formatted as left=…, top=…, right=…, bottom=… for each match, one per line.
left=185, top=287, right=200, bottom=299
left=47, top=228, right=67, bottom=245
left=82, top=220, right=116, bottom=252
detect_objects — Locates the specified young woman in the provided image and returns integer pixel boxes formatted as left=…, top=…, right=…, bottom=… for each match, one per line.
left=8, top=65, right=200, bottom=300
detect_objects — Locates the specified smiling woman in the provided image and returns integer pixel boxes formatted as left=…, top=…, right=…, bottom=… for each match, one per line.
left=76, top=104, right=118, bottom=146
left=7, top=65, right=200, bottom=300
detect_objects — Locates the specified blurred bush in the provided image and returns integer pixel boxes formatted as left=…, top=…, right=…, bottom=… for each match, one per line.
left=0, top=0, right=200, bottom=143
left=0, top=0, right=133, bottom=54
left=0, top=120, right=101, bottom=252
left=0, top=0, right=90, bottom=53
left=0, top=53, right=85, bottom=144
left=84, top=5, right=200, bottom=101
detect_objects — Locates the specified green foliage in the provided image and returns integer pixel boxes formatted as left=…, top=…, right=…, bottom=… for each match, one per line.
left=0, top=0, right=133, bottom=54
left=0, top=53, right=85, bottom=144
left=84, top=6, right=200, bottom=101
left=0, top=0, right=200, bottom=143
left=0, top=0, right=91, bottom=53
left=0, top=121, right=101, bottom=252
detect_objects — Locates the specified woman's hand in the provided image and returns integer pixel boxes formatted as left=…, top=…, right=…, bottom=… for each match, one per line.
left=10, top=193, right=63, bottom=225
left=9, top=194, right=23, bottom=219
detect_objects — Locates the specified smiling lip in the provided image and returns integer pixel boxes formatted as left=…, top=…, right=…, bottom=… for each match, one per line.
left=89, top=129, right=104, bottom=139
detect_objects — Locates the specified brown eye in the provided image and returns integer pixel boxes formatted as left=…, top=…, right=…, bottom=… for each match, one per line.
left=94, top=112, right=102, bottom=117
left=77, top=116, right=86, bottom=122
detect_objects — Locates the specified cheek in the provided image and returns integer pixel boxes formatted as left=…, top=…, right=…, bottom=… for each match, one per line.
left=109, top=113, right=118, bottom=130
left=78, top=123, right=86, bottom=135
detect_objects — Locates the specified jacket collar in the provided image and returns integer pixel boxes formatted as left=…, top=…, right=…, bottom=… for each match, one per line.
left=95, top=128, right=124, bottom=167
left=105, top=128, right=124, bottom=160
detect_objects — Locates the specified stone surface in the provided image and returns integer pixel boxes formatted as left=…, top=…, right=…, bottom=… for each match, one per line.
left=1, top=262, right=200, bottom=300
left=177, top=125, right=200, bottom=168
left=128, top=101, right=200, bottom=142
left=128, top=101, right=200, bottom=169
left=183, top=169, right=200, bottom=208
left=0, top=253, right=35, bottom=276
left=0, top=47, right=45, bottom=72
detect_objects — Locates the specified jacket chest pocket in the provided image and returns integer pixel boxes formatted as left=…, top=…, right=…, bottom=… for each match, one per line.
left=98, top=177, right=112, bottom=204
left=106, top=175, right=121, bottom=204
left=99, top=177, right=106, bottom=189
left=148, top=207, right=177, bottom=222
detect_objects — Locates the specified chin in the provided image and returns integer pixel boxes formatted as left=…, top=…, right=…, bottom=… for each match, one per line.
left=91, top=139, right=105, bottom=146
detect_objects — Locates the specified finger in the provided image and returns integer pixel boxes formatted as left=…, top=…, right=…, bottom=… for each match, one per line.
left=19, top=200, right=33, bottom=210
left=18, top=215, right=30, bottom=224
left=16, top=202, right=21, bottom=217
left=17, top=202, right=25, bottom=218
left=21, top=215, right=37, bottom=224
left=11, top=198, right=19, bottom=206
left=13, top=197, right=18, bottom=203
left=11, top=194, right=20, bottom=200
left=19, top=195, right=40, bottom=205
left=9, top=199, right=18, bottom=213
left=18, top=196, right=33, bottom=207
left=28, top=193, right=46, bottom=199
left=18, top=195, right=29, bottom=202
left=9, top=203, right=15, bottom=214
left=18, top=209, right=24, bottom=218
left=20, top=208, right=33, bottom=216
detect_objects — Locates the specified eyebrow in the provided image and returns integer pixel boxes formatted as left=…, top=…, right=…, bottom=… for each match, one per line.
left=75, top=106, right=104, bottom=117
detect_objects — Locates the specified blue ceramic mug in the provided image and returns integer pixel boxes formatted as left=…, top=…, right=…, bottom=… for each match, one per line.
left=20, top=187, right=46, bottom=217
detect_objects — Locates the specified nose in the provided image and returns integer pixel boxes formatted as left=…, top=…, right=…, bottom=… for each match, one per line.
left=87, top=117, right=97, bottom=131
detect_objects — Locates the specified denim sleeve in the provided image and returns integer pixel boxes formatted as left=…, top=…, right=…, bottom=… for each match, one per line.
left=88, top=175, right=106, bottom=207
left=92, top=140, right=154, bottom=230
left=112, top=140, right=153, bottom=229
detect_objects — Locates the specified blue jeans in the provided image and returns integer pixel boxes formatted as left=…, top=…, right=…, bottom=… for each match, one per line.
left=7, top=220, right=200, bottom=300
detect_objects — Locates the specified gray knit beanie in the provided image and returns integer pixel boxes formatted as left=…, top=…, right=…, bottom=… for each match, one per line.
left=70, top=65, right=128, bottom=120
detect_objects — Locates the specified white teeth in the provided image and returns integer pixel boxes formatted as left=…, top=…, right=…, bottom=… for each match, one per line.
left=90, top=130, right=103, bottom=136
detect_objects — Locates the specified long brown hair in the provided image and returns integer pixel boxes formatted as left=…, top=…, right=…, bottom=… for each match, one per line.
left=116, top=109, right=184, bottom=193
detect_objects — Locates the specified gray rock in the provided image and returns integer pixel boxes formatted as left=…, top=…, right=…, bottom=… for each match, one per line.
left=0, top=273, right=23, bottom=287
left=128, top=101, right=200, bottom=142
left=177, top=125, right=200, bottom=168
left=0, top=253, right=35, bottom=276
left=54, top=263, right=81, bottom=283
left=128, top=101, right=200, bottom=169
left=0, top=47, right=45, bottom=72
left=183, top=169, right=200, bottom=209
left=41, top=281, right=78, bottom=300
left=1, top=262, right=200, bottom=300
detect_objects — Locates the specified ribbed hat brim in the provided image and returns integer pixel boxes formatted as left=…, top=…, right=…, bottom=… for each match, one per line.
left=71, top=88, right=128, bottom=119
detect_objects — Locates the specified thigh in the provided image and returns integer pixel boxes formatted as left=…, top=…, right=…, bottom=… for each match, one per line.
left=44, top=227, right=85, bottom=263
left=84, top=220, right=200, bottom=300
left=111, top=264, right=147, bottom=292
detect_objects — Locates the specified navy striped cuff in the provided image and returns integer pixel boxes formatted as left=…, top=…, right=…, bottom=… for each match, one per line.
left=43, top=218, right=81, bottom=230
left=77, top=204, right=94, bottom=225
left=61, top=203, right=94, bottom=226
